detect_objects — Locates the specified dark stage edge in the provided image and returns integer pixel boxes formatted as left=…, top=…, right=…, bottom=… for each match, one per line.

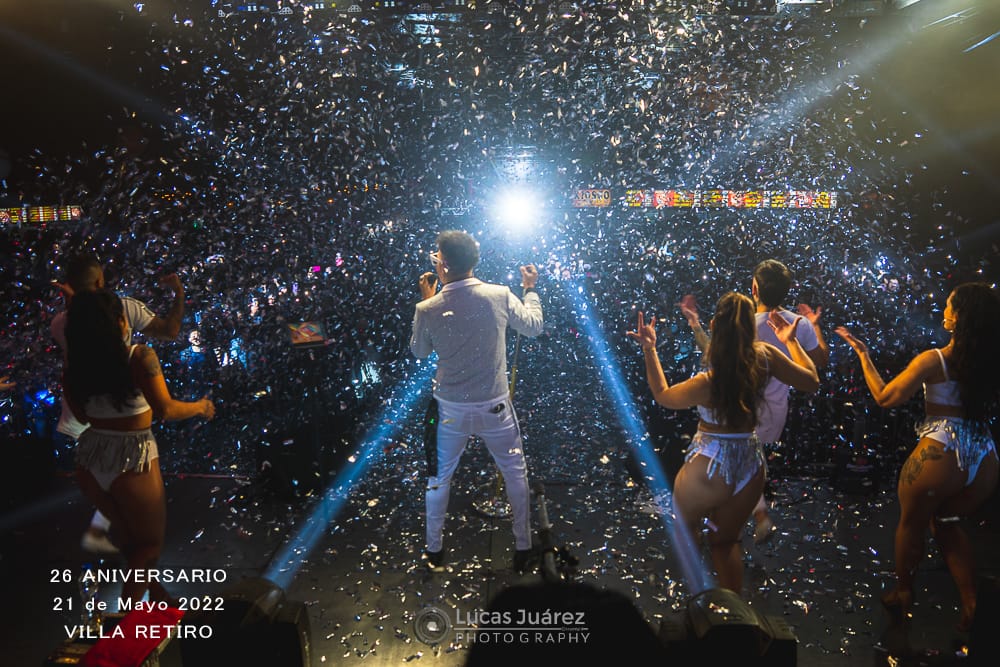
left=3, top=446, right=999, bottom=667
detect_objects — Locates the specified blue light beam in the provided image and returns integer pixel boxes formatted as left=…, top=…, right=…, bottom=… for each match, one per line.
left=965, top=29, right=1000, bottom=53
left=563, top=282, right=714, bottom=594
left=264, top=359, right=436, bottom=590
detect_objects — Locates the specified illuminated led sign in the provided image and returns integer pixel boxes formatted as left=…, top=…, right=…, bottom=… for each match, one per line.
left=0, top=205, right=84, bottom=227
left=572, top=189, right=612, bottom=208
left=620, top=190, right=838, bottom=209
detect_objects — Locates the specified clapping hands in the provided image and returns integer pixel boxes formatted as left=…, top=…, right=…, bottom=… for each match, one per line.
left=677, top=294, right=700, bottom=327
left=796, top=303, right=822, bottom=325
left=834, top=326, right=869, bottom=356
left=767, top=310, right=804, bottom=346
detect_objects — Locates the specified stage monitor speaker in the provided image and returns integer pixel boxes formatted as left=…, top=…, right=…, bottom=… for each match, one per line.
left=179, top=576, right=310, bottom=667
left=463, top=579, right=669, bottom=662
left=659, top=587, right=796, bottom=666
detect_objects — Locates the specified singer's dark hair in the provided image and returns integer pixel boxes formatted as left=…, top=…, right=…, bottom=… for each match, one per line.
left=437, top=230, right=480, bottom=274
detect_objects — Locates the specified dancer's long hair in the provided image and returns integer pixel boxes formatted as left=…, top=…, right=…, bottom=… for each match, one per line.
left=66, top=290, right=139, bottom=412
left=706, top=292, right=766, bottom=429
left=949, top=282, right=1000, bottom=422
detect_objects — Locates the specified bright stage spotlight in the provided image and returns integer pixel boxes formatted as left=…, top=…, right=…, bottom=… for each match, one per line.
left=491, top=185, right=542, bottom=234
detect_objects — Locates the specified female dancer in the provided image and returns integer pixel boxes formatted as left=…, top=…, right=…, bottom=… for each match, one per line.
left=628, top=292, right=818, bottom=594
left=66, top=290, right=215, bottom=604
left=836, top=282, right=1000, bottom=630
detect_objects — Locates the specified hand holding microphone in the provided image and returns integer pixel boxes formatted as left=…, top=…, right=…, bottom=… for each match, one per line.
left=419, top=272, right=439, bottom=301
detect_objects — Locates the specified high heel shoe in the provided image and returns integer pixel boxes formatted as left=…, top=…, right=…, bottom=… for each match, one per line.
left=881, top=589, right=913, bottom=621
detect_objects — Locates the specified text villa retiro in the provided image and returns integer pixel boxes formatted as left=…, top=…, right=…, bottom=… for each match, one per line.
left=66, top=622, right=213, bottom=641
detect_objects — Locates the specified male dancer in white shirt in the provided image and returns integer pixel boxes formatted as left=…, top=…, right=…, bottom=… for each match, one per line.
left=52, top=254, right=185, bottom=553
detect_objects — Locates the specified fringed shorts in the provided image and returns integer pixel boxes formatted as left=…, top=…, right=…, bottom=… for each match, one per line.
left=916, top=417, right=996, bottom=487
left=75, top=428, right=159, bottom=491
left=686, top=431, right=766, bottom=495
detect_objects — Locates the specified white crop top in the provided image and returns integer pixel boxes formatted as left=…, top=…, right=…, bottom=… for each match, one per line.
left=84, top=346, right=152, bottom=418
left=697, top=403, right=720, bottom=425
left=923, top=348, right=962, bottom=407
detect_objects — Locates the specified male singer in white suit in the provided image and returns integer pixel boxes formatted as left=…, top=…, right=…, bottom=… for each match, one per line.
left=411, top=230, right=543, bottom=573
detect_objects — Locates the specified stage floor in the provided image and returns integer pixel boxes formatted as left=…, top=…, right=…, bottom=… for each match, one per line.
left=3, top=436, right=998, bottom=667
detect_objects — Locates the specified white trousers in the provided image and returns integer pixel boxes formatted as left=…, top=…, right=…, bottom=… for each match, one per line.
left=426, top=394, right=531, bottom=552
